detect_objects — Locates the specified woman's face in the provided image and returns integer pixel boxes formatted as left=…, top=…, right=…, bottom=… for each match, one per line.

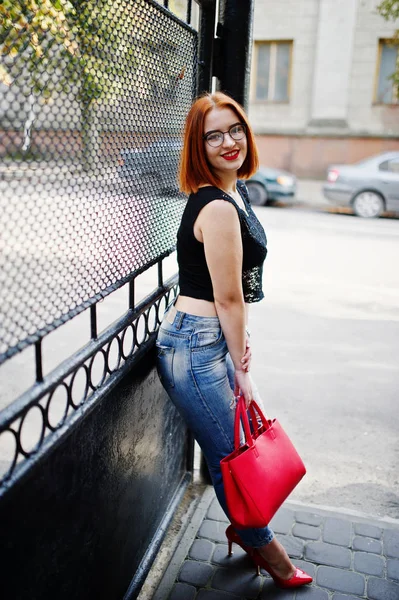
left=203, top=107, right=247, bottom=177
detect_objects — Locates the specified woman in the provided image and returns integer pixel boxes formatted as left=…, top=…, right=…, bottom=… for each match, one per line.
left=156, top=92, right=312, bottom=589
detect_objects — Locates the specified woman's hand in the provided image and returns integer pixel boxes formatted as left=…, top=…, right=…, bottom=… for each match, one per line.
left=234, top=369, right=253, bottom=408
left=240, top=336, right=251, bottom=372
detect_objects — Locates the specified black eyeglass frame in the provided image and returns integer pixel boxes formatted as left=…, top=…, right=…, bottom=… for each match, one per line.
left=202, top=122, right=247, bottom=147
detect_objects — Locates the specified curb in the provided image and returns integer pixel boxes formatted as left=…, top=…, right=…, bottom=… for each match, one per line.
left=151, top=486, right=215, bottom=600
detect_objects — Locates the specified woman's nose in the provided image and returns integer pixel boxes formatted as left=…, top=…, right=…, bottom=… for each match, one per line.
left=222, top=133, right=236, bottom=148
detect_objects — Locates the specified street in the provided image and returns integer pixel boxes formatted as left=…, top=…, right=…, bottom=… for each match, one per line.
left=249, top=205, right=399, bottom=519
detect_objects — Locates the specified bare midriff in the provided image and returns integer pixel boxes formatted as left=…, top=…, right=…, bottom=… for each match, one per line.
left=175, top=295, right=249, bottom=320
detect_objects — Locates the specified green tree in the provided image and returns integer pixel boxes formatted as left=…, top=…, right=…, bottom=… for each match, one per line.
left=0, top=0, right=79, bottom=152
left=377, top=0, right=399, bottom=90
left=1, top=1, right=188, bottom=165
left=0, top=0, right=138, bottom=165
left=0, top=0, right=78, bottom=90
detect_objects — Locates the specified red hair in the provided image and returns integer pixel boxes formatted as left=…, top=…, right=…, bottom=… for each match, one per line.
left=179, top=92, right=259, bottom=194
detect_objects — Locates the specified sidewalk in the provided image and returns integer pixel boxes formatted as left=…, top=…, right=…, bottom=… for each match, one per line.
left=146, top=485, right=399, bottom=600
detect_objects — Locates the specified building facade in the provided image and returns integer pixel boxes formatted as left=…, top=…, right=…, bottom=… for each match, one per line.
left=250, top=0, right=399, bottom=178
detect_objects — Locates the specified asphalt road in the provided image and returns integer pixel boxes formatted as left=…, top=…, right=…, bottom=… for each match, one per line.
left=249, top=205, right=399, bottom=519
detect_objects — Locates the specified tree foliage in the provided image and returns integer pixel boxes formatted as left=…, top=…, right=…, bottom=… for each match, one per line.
left=1, top=1, right=189, bottom=161
left=0, top=0, right=78, bottom=94
left=377, top=0, right=399, bottom=21
left=0, top=0, right=139, bottom=102
left=1, top=1, right=182, bottom=105
left=0, top=0, right=140, bottom=161
left=377, top=0, right=399, bottom=89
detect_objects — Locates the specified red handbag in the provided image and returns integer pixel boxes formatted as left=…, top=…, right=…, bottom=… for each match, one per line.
left=220, top=396, right=306, bottom=529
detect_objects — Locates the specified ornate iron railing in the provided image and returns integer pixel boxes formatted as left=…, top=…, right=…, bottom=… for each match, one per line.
left=0, top=267, right=178, bottom=494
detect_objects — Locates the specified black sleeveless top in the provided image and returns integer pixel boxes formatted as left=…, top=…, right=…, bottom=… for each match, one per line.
left=176, top=181, right=267, bottom=303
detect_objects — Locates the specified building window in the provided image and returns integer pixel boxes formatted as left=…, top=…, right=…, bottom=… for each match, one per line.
left=253, top=41, right=292, bottom=102
left=376, top=40, right=398, bottom=104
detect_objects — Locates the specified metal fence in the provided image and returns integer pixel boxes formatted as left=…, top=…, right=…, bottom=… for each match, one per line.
left=0, top=0, right=198, bottom=494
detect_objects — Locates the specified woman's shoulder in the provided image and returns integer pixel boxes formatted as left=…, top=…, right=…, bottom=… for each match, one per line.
left=192, top=185, right=221, bottom=198
left=195, top=199, right=239, bottom=234
left=183, top=187, right=228, bottom=224
left=184, top=187, right=233, bottom=217
left=201, top=197, right=237, bottom=216
left=194, top=184, right=248, bottom=204
left=188, top=186, right=227, bottom=209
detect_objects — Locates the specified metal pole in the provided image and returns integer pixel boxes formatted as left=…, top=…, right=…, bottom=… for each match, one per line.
left=196, top=0, right=217, bottom=95
left=217, top=0, right=255, bottom=111
left=192, top=0, right=218, bottom=486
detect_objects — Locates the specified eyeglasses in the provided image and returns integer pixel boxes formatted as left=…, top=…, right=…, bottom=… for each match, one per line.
left=203, top=123, right=246, bottom=148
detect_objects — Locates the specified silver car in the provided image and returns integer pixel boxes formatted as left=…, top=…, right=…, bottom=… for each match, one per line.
left=323, top=151, right=399, bottom=218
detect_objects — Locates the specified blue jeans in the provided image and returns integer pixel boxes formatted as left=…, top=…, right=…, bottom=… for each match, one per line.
left=156, top=305, right=274, bottom=548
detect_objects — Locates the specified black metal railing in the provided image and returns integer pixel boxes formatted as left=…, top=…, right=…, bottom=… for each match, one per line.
left=0, top=0, right=197, bottom=494
left=0, top=265, right=179, bottom=494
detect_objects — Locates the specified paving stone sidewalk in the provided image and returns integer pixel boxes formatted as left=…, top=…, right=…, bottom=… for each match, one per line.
left=153, top=487, right=399, bottom=600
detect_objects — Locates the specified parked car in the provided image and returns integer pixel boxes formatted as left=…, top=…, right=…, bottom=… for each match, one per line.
left=323, top=151, right=399, bottom=218
left=117, top=137, right=182, bottom=195
left=246, top=167, right=296, bottom=206
left=118, top=139, right=297, bottom=204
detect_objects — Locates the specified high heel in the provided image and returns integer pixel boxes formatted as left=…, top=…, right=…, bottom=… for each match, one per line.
left=251, top=550, right=313, bottom=589
left=226, top=525, right=312, bottom=588
left=225, top=525, right=254, bottom=558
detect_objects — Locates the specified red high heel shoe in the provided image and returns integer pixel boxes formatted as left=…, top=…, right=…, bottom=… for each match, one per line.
left=226, top=525, right=312, bottom=589
left=225, top=525, right=254, bottom=558
left=252, top=550, right=313, bottom=588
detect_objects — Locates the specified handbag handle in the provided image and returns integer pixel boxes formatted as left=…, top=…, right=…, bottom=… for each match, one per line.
left=234, top=396, right=270, bottom=449
left=248, top=401, right=270, bottom=438
left=234, top=396, right=252, bottom=449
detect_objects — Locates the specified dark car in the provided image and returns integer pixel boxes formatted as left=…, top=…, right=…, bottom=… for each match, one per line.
left=246, top=167, right=297, bottom=206
left=323, top=151, right=399, bottom=218
left=117, top=137, right=182, bottom=195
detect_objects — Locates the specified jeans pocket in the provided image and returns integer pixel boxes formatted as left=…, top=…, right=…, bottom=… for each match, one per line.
left=156, top=344, right=175, bottom=388
left=192, top=328, right=223, bottom=351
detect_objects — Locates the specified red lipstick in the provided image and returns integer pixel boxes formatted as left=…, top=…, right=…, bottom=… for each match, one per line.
left=222, top=150, right=240, bottom=161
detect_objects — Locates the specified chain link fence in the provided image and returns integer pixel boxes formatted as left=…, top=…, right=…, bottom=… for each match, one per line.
left=0, top=0, right=197, bottom=364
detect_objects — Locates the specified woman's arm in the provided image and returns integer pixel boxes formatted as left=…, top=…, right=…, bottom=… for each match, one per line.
left=198, top=200, right=253, bottom=404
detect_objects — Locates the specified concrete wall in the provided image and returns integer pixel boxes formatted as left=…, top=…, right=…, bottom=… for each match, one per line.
left=250, top=0, right=399, bottom=177
left=309, top=0, right=358, bottom=127
left=250, top=0, right=398, bottom=136
left=348, top=0, right=399, bottom=135
left=249, top=0, right=320, bottom=133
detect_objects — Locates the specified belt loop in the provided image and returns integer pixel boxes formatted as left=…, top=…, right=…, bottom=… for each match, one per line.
left=175, top=310, right=185, bottom=330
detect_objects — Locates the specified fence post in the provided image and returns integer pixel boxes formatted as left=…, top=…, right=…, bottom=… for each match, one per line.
left=217, top=0, right=255, bottom=111
left=196, top=0, right=217, bottom=95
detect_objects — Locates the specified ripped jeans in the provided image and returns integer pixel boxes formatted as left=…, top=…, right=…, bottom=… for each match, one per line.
left=156, top=305, right=274, bottom=548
